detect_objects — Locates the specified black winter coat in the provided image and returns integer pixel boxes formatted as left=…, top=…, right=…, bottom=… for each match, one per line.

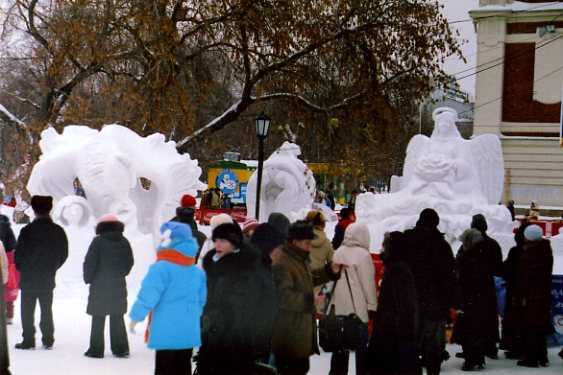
left=511, top=239, right=553, bottom=332
left=15, top=217, right=68, bottom=291
left=403, top=225, right=456, bottom=322
left=369, top=262, right=420, bottom=375
left=453, top=240, right=499, bottom=346
left=172, top=207, right=207, bottom=260
left=83, top=221, right=134, bottom=316
left=500, top=244, right=523, bottom=352
left=199, top=242, right=277, bottom=369
left=0, top=214, right=16, bottom=252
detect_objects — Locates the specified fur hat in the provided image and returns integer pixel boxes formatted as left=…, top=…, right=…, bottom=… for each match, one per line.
left=212, top=223, right=243, bottom=248
left=524, top=224, right=543, bottom=241
left=251, top=223, right=285, bottom=255
left=268, top=212, right=290, bottom=238
left=305, top=210, right=326, bottom=228
left=416, top=208, right=440, bottom=228
left=31, top=195, right=53, bottom=215
left=158, top=221, right=198, bottom=257
left=288, top=220, right=315, bottom=241
left=180, top=194, right=197, bottom=208
left=210, top=213, right=234, bottom=230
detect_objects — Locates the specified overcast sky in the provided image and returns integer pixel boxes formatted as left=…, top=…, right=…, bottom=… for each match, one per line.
left=439, top=0, right=480, bottom=97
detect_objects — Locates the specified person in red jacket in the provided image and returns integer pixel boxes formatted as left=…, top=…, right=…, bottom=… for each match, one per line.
left=332, top=208, right=355, bottom=250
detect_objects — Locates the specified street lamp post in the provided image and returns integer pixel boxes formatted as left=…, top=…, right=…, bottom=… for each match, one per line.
left=255, top=113, right=271, bottom=222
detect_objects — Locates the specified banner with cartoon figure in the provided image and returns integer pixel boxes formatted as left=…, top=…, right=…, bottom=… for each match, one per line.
left=207, top=160, right=254, bottom=205
left=549, top=275, right=563, bottom=346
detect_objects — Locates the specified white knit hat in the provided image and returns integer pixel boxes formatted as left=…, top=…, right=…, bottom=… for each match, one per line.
left=524, top=225, right=543, bottom=241
left=210, top=213, right=234, bottom=230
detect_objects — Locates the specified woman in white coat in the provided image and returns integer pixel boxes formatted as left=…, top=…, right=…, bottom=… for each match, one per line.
left=329, top=223, right=378, bottom=375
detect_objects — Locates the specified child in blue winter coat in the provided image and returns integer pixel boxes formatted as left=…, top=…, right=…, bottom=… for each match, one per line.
left=130, top=221, right=207, bottom=375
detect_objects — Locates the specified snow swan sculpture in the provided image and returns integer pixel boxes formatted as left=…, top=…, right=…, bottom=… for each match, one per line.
left=27, top=124, right=206, bottom=235
left=246, top=142, right=316, bottom=222
left=356, top=107, right=514, bottom=251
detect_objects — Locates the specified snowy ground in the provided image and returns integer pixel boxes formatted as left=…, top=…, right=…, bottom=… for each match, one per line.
left=5, top=220, right=563, bottom=374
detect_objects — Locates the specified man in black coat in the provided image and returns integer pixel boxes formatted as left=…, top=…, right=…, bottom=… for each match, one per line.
left=171, top=194, right=206, bottom=261
left=197, top=223, right=277, bottom=374
left=14, top=196, right=68, bottom=350
left=83, top=216, right=134, bottom=358
left=403, top=209, right=455, bottom=375
left=469, top=214, right=502, bottom=358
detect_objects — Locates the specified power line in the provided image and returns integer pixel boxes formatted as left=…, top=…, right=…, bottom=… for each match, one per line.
left=446, top=1, right=563, bottom=25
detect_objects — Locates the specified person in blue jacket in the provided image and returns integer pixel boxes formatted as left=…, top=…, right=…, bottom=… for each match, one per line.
left=129, top=221, right=207, bottom=375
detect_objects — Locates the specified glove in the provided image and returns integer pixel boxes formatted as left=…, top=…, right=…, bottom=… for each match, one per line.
left=129, top=320, right=139, bottom=334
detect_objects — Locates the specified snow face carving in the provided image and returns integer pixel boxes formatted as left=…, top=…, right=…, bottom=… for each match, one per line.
left=246, top=142, right=316, bottom=222
left=357, top=107, right=514, bottom=251
left=27, top=125, right=206, bottom=235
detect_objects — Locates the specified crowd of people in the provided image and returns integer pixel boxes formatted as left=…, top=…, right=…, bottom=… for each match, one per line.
left=0, top=192, right=561, bottom=375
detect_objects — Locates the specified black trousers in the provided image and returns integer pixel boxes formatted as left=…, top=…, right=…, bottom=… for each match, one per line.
left=276, top=357, right=310, bottom=375
left=20, top=290, right=54, bottom=346
left=418, top=319, right=445, bottom=375
left=521, top=325, right=547, bottom=362
left=88, top=315, right=129, bottom=355
left=330, top=323, right=370, bottom=375
left=155, top=349, right=192, bottom=375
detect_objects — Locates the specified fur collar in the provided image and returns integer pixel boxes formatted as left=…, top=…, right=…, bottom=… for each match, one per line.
left=96, top=221, right=125, bottom=235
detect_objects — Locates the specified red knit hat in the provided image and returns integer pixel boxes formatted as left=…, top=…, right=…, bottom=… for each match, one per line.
left=180, top=194, right=197, bottom=208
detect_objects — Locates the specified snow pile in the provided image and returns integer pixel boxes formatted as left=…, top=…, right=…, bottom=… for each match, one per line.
left=246, top=142, right=316, bottom=222
left=356, top=107, right=515, bottom=252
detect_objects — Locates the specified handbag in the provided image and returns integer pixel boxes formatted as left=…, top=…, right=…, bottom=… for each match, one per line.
left=318, top=269, right=365, bottom=352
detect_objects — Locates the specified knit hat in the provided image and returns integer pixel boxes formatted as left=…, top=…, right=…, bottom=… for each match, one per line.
left=210, top=213, right=234, bottom=230
left=212, top=223, right=243, bottom=248
left=416, top=208, right=440, bottom=228
left=98, top=213, right=119, bottom=223
left=340, top=207, right=352, bottom=220
left=242, top=218, right=259, bottom=236
left=288, top=220, right=315, bottom=241
left=471, top=214, right=488, bottom=233
left=251, top=223, right=285, bottom=256
left=268, top=212, right=290, bottom=238
left=31, top=195, right=53, bottom=215
left=524, top=224, right=543, bottom=241
left=180, top=194, right=197, bottom=208
left=459, top=228, right=484, bottom=250
left=158, top=221, right=198, bottom=257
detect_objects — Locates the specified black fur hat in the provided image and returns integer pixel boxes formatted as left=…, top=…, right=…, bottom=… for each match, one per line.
left=31, top=195, right=53, bottom=215
left=212, top=223, right=243, bottom=248
left=288, top=220, right=315, bottom=241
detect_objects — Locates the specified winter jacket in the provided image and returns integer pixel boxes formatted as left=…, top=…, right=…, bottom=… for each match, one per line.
left=330, top=223, right=377, bottom=323
left=0, top=256, right=8, bottom=370
left=511, top=239, right=553, bottom=332
left=331, top=218, right=355, bottom=250
left=453, top=238, right=499, bottom=346
left=403, top=225, right=455, bottom=322
left=83, top=221, right=134, bottom=316
left=369, top=262, right=419, bottom=375
left=172, top=207, right=207, bottom=260
left=271, top=243, right=340, bottom=360
left=309, top=228, right=334, bottom=271
left=0, top=214, right=16, bottom=252
left=130, top=224, right=207, bottom=350
left=500, top=243, right=524, bottom=352
left=15, top=216, right=68, bottom=291
left=198, top=242, right=277, bottom=368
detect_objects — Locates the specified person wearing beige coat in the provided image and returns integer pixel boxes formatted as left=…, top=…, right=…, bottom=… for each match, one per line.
left=329, top=223, right=377, bottom=375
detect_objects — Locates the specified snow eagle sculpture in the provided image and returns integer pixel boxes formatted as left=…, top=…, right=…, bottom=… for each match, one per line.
left=246, top=142, right=316, bottom=222
left=356, top=107, right=514, bottom=251
left=27, top=125, right=206, bottom=236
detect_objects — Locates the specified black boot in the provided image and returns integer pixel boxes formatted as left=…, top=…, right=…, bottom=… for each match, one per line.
left=517, top=359, right=538, bottom=368
left=15, top=341, right=35, bottom=350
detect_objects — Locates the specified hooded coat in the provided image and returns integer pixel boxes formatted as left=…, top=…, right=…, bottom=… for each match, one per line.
left=330, top=223, right=377, bottom=323
left=309, top=227, right=334, bottom=271
left=198, top=241, right=277, bottom=367
left=172, top=206, right=207, bottom=259
left=0, top=214, right=16, bottom=252
left=271, top=242, right=340, bottom=360
left=130, top=222, right=207, bottom=350
left=83, top=221, right=134, bottom=316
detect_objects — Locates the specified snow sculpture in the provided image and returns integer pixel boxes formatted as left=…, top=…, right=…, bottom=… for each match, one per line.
left=246, top=142, right=316, bottom=222
left=356, top=107, right=514, bottom=251
left=27, top=125, right=206, bottom=236
left=52, top=196, right=94, bottom=228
